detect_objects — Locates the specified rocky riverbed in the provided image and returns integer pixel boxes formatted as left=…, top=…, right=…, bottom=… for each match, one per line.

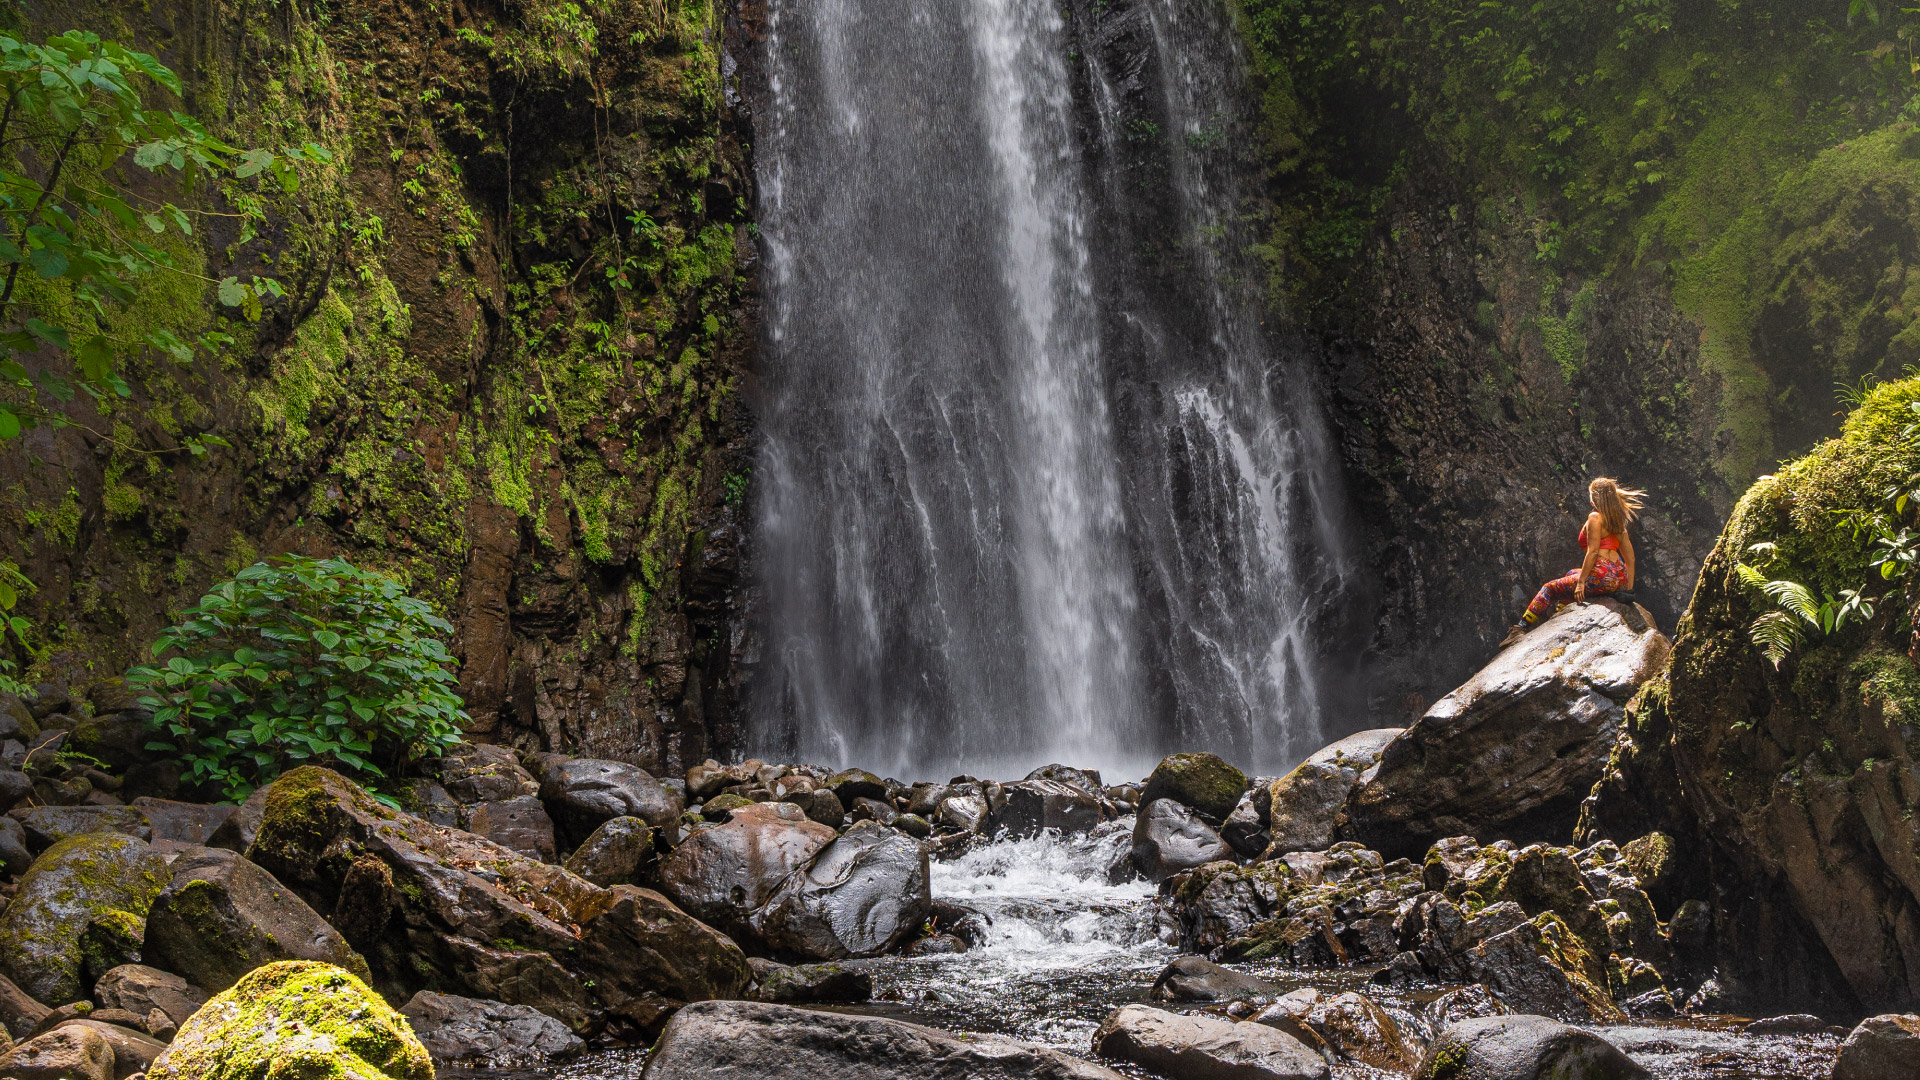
left=0, top=597, right=1908, bottom=1079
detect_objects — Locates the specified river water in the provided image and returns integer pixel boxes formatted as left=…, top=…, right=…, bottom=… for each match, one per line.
left=553, top=827, right=1842, bottom=1079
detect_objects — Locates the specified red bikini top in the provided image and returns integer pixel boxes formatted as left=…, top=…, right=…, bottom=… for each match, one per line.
left=1579, top=525, right=1621, bottom=551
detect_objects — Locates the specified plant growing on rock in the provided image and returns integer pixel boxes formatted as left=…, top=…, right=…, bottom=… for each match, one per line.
left=127, top=555, right=469, bottom=801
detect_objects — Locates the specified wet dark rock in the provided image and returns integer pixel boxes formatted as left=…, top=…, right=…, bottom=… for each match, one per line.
left=938, top=792, right=988, bottom=833
left=1094, top=1004, right=1329, bottom=1080
left=1744, top=1013, right=1828, bottom=1035
left=1150, top=956, right=1281, bottom=1003
left=643, top=999, right=1125, bottom=1079
left=400, top=990, right=585, bottom=1069
left=1422, top=985, right=1512, bottom=1035
left=891, top=813, right=932, bottom=838
left=92, top=965, right=206, bottom=1032
left=409, top=933, right=596, bottom=1032
left=146, top=846, right=367, bottom=993
left=750, top=820, right=932, bottom=960
left=0, top=971, right=49, bottom=1039
left=8, top=807, right=150, bottom=852
left=538, top=758, right=684, bottom=844
left=1621, top=989, right=1675, bottom=1018
left=685, top=760, right=754, bottom=800
left=750, top=961, right=873, bottom=1003
left=405, top=780, right=462, bottom=827
left=851, top=796, right=898, bottom=826
left=905, top=784, right=949, bottom=817
left=1221, top=784, right=1272, bottom=860
left=1347, top=600, right=1668, bottom=859
left=0, top=834, right=168, bottom=1005
left=1250, top=988, right=1416, bottom=1072
left=1264, top=729, right=1401, bottom=857
left=463, top=795, right=557, bottom=862
left=658, top=800, right=835, bottom=927
left=574, top=884, right=752, bottom=1006
left=0, top=816, right=30, bottom=875
left=700, top=793, right=753, bottom=820
left=1830, top=1014, right=1920, bottom=1080
left=52, top=1020, right=164, bottom=1079
left=1024, top=764, right=1104, bottom=794
left=437, top=744, right=539, bottom=804
left=203, top=786, right=266, bottom=853
left=0, top=769, right=31, bottom=813
left=5, top=1026, right=115, bottom=1080
left=825, top=768, right=887, bottom=805
left=990, top=778, right=1106, bottom=838
left=1416, top=1015, right=1648, bottom=1080
left=562, top=816, right=653, bottom=886
left=129, top=799, right=234, bottom=846
left=1131, top=798, right=1230, bottom=883
left=1141, top=753, right=1248, bottom=822
left=903, top=933, right=967, bottom=955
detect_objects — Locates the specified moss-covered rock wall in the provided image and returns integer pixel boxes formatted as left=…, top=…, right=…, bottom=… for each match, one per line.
left=1235, top=0, right=1920, bottom=721
left=0, top=0, right=757, bottom=772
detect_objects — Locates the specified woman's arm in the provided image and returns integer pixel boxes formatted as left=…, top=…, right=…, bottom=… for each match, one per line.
left=1622, top=528, right=1636, bottom=590
left=1576, top=512, right=1602, bottom=601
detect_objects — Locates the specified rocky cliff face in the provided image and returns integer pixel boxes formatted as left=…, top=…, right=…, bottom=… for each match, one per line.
left=0, top=0, right=757, bottom=773
left=1582, top=379, right=1920, bottom=1015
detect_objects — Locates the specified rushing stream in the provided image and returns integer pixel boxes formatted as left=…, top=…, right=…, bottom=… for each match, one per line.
left=550, top=827, right=1846, bottom=1080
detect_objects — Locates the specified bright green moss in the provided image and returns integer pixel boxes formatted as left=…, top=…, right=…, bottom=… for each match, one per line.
left=149, top=960, right=432, bottom=1080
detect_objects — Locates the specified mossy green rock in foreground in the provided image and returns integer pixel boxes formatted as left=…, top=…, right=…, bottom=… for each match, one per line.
left=0, top=834, right=170, bottom=1005
left=1139, top=753, right=1249, bottom=822
left=149, top=961, right=433, bottom=1080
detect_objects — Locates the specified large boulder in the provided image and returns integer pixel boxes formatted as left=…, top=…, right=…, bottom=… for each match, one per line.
left=1132, top=798, right=1231, bottom=883
left=562, top=816, right=654, bottom=886
left=400, top=990, right=585, bottom=1070
left=1250, top=988, right=1417, bottom=1072
left=53, top=1020, right=167, bottom=1080
left=203, top=787, right=267, bottom=853
left=1346, top=600, right=1668, bottom=859
left=0, top=972, right=50, bottom=1039
left=0, top=834, right=169, bottom=1005
left=750, top=961, right=873, bottom=1004
left=657, top=801, right=835, bottom=928
left=641, top=1000, right=1125, bottom=1079
left=405, top=934, right=596, bottom=1032
left=573, top=885, right=753, bottom=1013
left=987, top=779, right=1107, bottom=837
left=538, top=758, right=683, bottom=844
left=1831, top=1014, right=1920, bottom=1080
left=8, top=807, right=150, bottom=852
left=1141, top=753, right=1248, bottom=822
left=131, top=799, right=236, bottom=846
left=1150, top=956, right=1282, bottom=1003
left=436, top=744, right=539, bottom=804
left=1264, top=729, right=1402, bottom=857
left=461, top=795, right=557, bottom=863
left=148, top=961, right=433, bottom=1080
left=1093, top=1004, right=1328, bottom=1080
left=1416, top=1015, right=1648, bottom=1080
left=144, top=846, right=369, bottom=992
left=5, top=1027, right=114, bottom=1080
left=92, top=966, right=206, bottom=1032
left=748, top=820, right=932, bottom=959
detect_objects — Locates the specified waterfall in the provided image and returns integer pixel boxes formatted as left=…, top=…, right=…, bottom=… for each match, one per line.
left=749, top=0, right=1355, bottom=780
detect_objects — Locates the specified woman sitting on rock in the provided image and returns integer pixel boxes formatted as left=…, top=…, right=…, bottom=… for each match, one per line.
left=1502, top=477, right=1643, bottom=646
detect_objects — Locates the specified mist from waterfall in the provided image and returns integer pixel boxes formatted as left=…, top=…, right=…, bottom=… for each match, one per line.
left=749, top=0, right=1355, bottom=780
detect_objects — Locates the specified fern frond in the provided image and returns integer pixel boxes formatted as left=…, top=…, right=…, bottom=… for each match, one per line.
left=1749, top=610, right=1802, bottom=669
left=1735, top=562, right=1768, bottom=589
left=1759, top=578, right=1819, bottom=623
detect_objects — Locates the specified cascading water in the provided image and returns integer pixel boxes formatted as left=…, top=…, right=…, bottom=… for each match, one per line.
left=750, top=0, right=1357, bottom=779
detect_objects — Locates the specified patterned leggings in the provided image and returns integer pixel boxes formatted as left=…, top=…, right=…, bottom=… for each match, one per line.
left=1523, top=558, right=1626, bottom=624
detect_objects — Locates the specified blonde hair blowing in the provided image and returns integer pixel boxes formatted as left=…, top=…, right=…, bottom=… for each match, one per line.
left=1590, top=477, right=1646, bottom=536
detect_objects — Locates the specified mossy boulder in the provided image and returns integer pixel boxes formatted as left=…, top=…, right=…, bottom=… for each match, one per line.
left=145, top=847, right=370, bottom=993
left=148, top=961, right=432, bottom=1080
left=0, top=834, right=170, bottom=1005
left=1139, top=753, right=1248, bottom=823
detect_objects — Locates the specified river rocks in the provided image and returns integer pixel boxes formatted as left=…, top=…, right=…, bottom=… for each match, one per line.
left=0, top=973, right=49, bottom=1039
left=1831, top=1014, right=1920, bottom=1080
left=203, top=786, right=266, bottom=853
left=825, top=769, right=887, bottom=805
left=1265, top=729, right=1402, bottom=857
left=1093, top=1004, right=1329, bottom=1080
left=574, top=885, right=752, bottom=1008
left=1221, top=784, right=1273, bottom=860
left=8, top=806, right=151, bottom=852
left=989, top=778, right=1107, bottom=837
left=400, top=990, right=585, bottom=1069
left=53, top=1020, right=166, bottom=1079
left=130, top=799, right=235, bottom=846
left=562, top=816, right=653, bottom=886
left=148, top=961, right=432, bottom=1080
left=1416, top=1015, right=1648, bottom=1080
left=1141, top=753, right=1248, bottom=822
left=1132, top=798, right=1231, bottom=883
left=407, top=934, right=596, bottom=1032
left=1151, top=956, right=1282, bottom=1002
left=5, top=1027, right=115, bottom=1080
left=463, top=795, right=557, bottom=862
left=1251, top=988, right=1417, bottom=1072
left=92, top=966, right=206, bottom=1032
left=750, top=961, right=873, bottom=1004
left=1347, top=600, right=1668, bottom=859
left=539, top=758, right=684, bottom=845
left=658, top=800, right=836, bottom=927
left=789, top=788, right=846, bottom=827
left=1026, top=764, right=1104, bottom=793
left=437, top=744, right=540, bottom=804
left=1170, top=843, right=1418, bottom=958
left=144, top=846, right=367, bottom=992
left=938, top=792, right=989, bottom=832
left=750, top=820, right=932, bottom=959
left=642, top=1000, right=1126, bottom=1079
left=0, top=834, right=169, bottom=1005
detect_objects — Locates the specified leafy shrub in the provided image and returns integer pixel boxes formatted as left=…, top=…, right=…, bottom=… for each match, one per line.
left=128, top=556, right=469, bottom=801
